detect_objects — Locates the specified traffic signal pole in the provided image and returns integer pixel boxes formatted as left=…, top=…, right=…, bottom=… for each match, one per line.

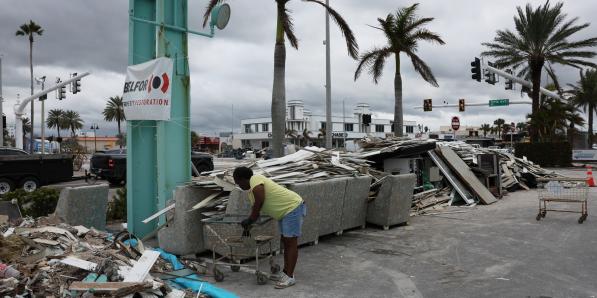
left=484, top=64, right=564, bottom=101
left=414, top=100, right=531, bottom=110
left=13, top=72, right=90, bottom=149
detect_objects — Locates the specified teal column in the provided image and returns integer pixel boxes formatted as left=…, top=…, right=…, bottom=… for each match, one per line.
left=127, top=0, right=158, bottom=237
left=156, top=0, right=191, bottom=224
left=127, top=0, right=191, bottom=237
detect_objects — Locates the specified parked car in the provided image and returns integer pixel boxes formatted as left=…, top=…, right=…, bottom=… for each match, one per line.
left=90, top=149, right=214, bottom=185
left=0, top=147, right=73, bottom=195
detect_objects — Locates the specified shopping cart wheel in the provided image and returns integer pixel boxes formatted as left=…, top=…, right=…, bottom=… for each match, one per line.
left=270, top=264, right=280, bottom=274
left=256, top=272, right=268, bottom=285
left=536, top=214, right=542, bottom=221
left=231, top=265, right=241, bottom=272
left=578, top=215, right=587, bottom=224
left=214, top=268, right=225, bottom=282
left=541, top=211, right=546, bottom=218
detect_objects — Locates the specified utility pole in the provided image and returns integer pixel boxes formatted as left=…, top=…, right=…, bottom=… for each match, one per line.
left=342, top=99, right=346, bottom=148
left=324, top=0, right=332, bottom=149
left=0, top=55, right=4, bottom=147
left=36, top=76, right=46, bottom=154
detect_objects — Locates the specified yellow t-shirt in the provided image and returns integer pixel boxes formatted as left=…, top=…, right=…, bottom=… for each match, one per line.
left=248, top=174, right=303, bottom=220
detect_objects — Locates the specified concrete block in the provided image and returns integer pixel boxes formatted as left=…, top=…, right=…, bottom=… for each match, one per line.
left=316, top=178, right=346, bottom=236
left=366, top=174, right=416, bottom=228
left=340, top=176, right=372, bottom=231
left=158, top=186, right=217, bottom=255
left=287, top=182, right=322, bottom=245
left=54, top=184, right=109, bottom=230
left=224, top=189, right=251, bottom=215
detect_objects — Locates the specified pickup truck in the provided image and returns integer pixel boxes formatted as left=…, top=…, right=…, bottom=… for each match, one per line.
left=90, top=149, right=214, bottom=185
left=0, top=147, right=74, bottom=195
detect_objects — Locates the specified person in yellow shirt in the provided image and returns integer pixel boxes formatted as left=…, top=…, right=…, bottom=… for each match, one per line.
left=233, top=166, right=305, bottom=289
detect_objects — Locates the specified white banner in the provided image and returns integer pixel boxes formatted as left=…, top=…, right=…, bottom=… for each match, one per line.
left=572, top=150, right=597, bottom=161
left=122, top=57, right=173, bottom=120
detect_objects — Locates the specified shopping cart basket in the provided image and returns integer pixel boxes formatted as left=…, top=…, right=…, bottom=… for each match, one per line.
left=536, top=177, right=589, bottom=223
left=202, top=215, right=280, bottom=285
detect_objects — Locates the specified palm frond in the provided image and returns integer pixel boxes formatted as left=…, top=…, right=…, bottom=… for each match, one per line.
left=407, top=51, right=439, bottom=87
left=279, top=2, right=299, bottom=49
left=303, top=0, right=358, bottom=58
left=202, top=0, right=224, bottom=28
left=354, top=47, right=391, bottom=82
left=409, top=29, right=445, bottom=45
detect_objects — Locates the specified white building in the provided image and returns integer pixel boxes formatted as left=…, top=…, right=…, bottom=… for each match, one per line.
left=238, top=100, right=417, bottom=149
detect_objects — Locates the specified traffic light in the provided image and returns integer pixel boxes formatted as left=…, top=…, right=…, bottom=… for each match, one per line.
left=362, top=114, right=372, bottom=126
left=71, top=73, right=81, bottom=94
left=485, top=62, right=497, bottom=85
left=423, top=99, right=432, bottom=112
left=459, top=99, right=465, bottom=112
left=505, top=69, right=513, bottom=90
left=471, top=57, right=481, bottom=82
left=39, top=94, right=47, bottom=101
left=59, top=85, right=66, bottom=100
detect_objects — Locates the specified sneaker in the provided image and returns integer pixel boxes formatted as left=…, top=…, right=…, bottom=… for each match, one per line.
left=269, top=273, right=281, bottom=281
left=274, top=272, right=296, bottom=289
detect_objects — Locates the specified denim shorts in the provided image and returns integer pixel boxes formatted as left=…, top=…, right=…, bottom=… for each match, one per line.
left=279, top=203, right=306, bottom=237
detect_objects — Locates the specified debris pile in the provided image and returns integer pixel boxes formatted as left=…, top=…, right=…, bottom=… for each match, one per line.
left=0, top=217, right=234, bottom=297
left=440, top=142, right=560, bottom=190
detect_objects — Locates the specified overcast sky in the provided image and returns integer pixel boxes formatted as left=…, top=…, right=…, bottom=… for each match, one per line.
left=1, top=0, right=597, bottom=137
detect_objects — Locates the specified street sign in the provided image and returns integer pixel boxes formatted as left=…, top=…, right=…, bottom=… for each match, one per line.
left=451, top=116, right=460, bottom=131
left=489, top=99, right=509, bottom=107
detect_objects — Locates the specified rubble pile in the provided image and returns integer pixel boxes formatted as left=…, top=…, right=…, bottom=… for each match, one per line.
left=440, top=142, right=561, bottom=190
left=0, top=217, right=231, bottom=297
left=192, top=146, right=384, bottom=220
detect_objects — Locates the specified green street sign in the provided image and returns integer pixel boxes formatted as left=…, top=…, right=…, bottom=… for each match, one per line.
left=489, top=99, right=509, bottom=107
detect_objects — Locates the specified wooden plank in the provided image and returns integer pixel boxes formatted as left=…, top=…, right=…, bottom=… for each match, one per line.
left=428, top=150, right=476, bottom=205
left=142, top=204, right=175, bottom=224
left=60, top=256, right=98, bottom=271
left=33, top=238, right=60, bottom=246
left=189, top=191, right=224, bottom=211
left=123, top=250, right=161, bottom=282
left=69, top=281, right=150, bottom=292
left=439, top=146, right=497, bottom=205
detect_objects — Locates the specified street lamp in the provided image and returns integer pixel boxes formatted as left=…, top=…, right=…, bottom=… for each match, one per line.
left=90, top=124, right=99, bottom=152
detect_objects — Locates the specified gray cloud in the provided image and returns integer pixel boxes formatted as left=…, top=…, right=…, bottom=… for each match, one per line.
left=1, top=0, right=596, bottom=137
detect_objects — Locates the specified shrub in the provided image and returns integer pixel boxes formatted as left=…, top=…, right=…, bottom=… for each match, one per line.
left=1, top=188, right=60, bottom=218
left=107, top=187, right=127, bottom=221
left=514, top=142, right=571, bottom=167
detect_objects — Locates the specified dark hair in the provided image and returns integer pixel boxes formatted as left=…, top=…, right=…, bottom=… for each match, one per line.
left=233, top=166, right=253, bottom=180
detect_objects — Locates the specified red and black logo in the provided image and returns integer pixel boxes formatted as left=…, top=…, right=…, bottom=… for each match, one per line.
left=147, top=73, right=170, bottom=93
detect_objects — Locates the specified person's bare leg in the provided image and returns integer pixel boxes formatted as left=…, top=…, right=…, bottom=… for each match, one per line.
left=283, top=236, right=298, bottom=277
left=282, top=237, right=290, bottom=275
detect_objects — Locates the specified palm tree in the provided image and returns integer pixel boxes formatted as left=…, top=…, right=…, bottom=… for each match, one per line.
left=103, top=96, right=126, bottom=137
left=63, top=110, right=84, bottom=137
left=203, top=0, right=358, bottom=157
left=567, top=69, right=597, bottom=147
left=21, top=117, right=32, bottom=136
left=481, top=124, right=491, bottom=137
left=355, top=4, right=444, bottom=137
left=482, top=1, right=597, bottom=142
left=494, top=119, right=505, bottom=139
left=16, top=20, right=44, bottom=153
left=516, top=122, right=528, bottom=133
left=530, top=97, right=584, bottom=141
left=302, top=128, right=311, bottom=147
left=46, top=109, right=66, bottom=138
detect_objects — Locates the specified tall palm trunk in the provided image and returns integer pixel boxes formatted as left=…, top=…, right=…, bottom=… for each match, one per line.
left=529, top=60, right=543, bottom=143
left=589, top=103, right=594, bottom=147
left=29, top=37, right=34, bottom=153
left=117, top=120, right=122, bottom=148
left=271, top=4, right=286, bottom=157
left=394, top=53, right=403, bottom=137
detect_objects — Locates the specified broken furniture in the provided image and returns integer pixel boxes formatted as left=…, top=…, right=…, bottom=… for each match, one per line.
left=53, top=184, right=109, bottom=230
left=366, top=174, right=416, bottom=229
left=203, top=215, right=279, bottom=285
left=536, top=177, right=589, bottom=224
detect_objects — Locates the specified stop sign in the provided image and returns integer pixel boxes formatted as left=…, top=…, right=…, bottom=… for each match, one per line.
left=451, top=116, right=460, bottom=131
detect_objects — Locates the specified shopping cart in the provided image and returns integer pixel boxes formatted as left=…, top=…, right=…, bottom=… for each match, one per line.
left=202, top=215, right=280, bottom=285
left=536, top=177, right=589, bottom=223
